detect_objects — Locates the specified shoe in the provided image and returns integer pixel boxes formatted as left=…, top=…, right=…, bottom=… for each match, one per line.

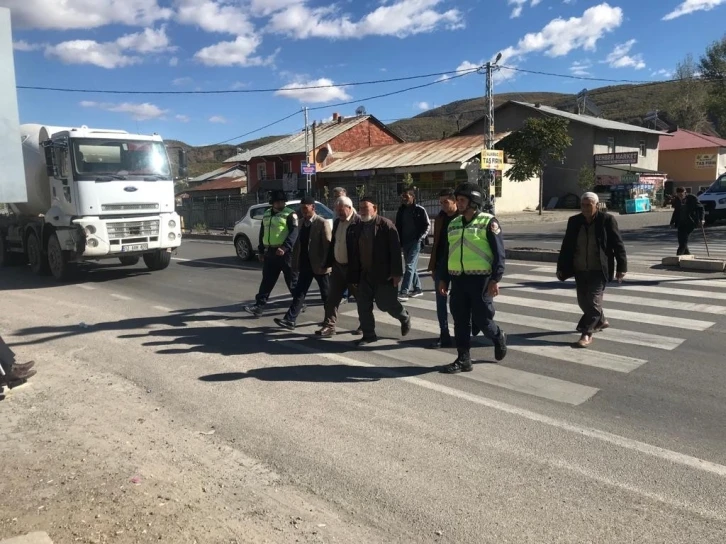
left=315, top=325, right=335, bottom=337
left=355, top=336, right=378, bottom=346
left=273, top=317, right=296, bottom=330
left=574, top=334, right=592, bottom=348
left=401, top=317, right=411, bottom=337
left=442, top=353, right=473, bottom=374
left=2, top=366, right=37, bottom=384
left=397, top=293, right=409, bottom=302
left=351, top=327, right=363, bottom=336
left=410, top=289, right=424, bottom=298
left=494, top=331, right=507, bottom=362
left=428, top=334, right=453, bottom=349
left=11, top=361, right=35, bottom=373
left=243, top=305, right=263, bottom=318
left=594, top=320, right=610, bottom=332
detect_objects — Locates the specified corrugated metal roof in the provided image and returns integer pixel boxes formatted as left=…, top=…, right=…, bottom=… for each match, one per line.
left=318, top=135, right=504, bottom=173
left=659, top=128, right=726, bottom=151
left=189, top=164, right=245, bottom=182
left=506, top=101, right=667, bottom=135
left=224, top=115, right=371, bottom=163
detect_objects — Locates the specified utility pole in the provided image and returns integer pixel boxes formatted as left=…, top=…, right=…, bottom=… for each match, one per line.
left=483, top=53, right=502, bottom=215
left=303, top=106, right=310, bottom=195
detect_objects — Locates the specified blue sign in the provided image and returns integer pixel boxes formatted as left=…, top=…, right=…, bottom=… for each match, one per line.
left=301, top=163, right=316, bottom=175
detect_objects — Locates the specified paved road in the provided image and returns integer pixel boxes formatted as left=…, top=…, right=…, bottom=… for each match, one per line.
left=2, top=239, right=726, bottom=542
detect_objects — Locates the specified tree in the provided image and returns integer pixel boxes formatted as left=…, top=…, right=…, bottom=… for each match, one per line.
left=500, top=117, right=572, bottom=215
left=669, top=53, right=709, bottom=132
left=700, top=34, right=726, bottom=135
left=577, top=165, right=596, bottom=193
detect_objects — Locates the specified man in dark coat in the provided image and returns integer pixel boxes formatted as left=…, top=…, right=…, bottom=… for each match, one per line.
left=670, top=187, right=705, bottom=256
left=556, top=192, right=627, bottom=348
left=349, top=196, right=412, bottom=346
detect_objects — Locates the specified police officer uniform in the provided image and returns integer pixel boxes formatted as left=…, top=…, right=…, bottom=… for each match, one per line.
left=438, top=182, right=507, bottom=373
left=243, top=190, right=299, bottom=317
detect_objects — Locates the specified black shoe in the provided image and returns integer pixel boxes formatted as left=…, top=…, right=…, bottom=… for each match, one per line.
left=355, top=336, right=377, bottom=346
left=351, top=327, right=363, bottom=336
left=397, top=292, right=409, bottom=302
left=494, top=331, right=507, bottom=362
left=274, top=317, right=296, bottom=330
left=410, top=289, right=424, bottom=298
left=401, top=317, right=411, bottom=337
left=442, top=353, right=473, bottom=374
left=243, top=305, right=263, bottom=318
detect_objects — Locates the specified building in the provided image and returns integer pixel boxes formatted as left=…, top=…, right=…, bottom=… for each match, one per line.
left=317, top=135, right=540, bottom=214
left=179, top=176, right=247, bottom=199
left=458, top=100, right=668, bottom=203
left=186, top=164, right=247, bottom=190
left=658, top=129, right=726, bottom=194
left=224, top=113, right=402, bottom=193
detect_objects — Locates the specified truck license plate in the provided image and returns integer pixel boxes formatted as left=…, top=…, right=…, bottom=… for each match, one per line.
left=121, top=244, right=148, bottom=252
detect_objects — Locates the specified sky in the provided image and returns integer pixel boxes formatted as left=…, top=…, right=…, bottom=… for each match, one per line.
left=3, top=0, right=726, bottom=147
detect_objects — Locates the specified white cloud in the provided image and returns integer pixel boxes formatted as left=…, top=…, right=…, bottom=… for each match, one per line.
left=663, top=0, right=725, bottom=20
left=508, top=0, right=541, bottom=18
left=652, top=68, right=674, bottom=78
left=176, top=0, right=255, bottom=35
left=275, top=78, right=351, bottom=103
left=570, top=60, right=592, bottom=76
left=13, top=40, right=43, bottom=51
left=172, top=77, right=193, bottom=86
left=415, top=101, right=430, bottom=110
left=80, top=101, right=169, bottom=121
left=193, top=36, right=276, bottom=67
left=267, top=0, right=463, bottom=39
left=209, top=115, right=228, bottom=123
left=230, top=81, right=248, bottom=90
left=45, top=26, right=174, bottom=69
left=604, top=39, right=646, bottom=69
left=169, top=57, right=179, bottom=66
left=175, top=114, right=190, bottom=122
left=3, top=0, right=172, bottom=30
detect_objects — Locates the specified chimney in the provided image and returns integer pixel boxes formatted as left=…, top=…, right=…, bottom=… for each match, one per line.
left=338, top=115, right=344, bottom=124
left=332, top=112, right=339, bottom=121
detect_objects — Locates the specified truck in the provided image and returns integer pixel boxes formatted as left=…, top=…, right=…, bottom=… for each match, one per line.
left=697, top=173, right=726, bottom=225
left=0, top=123, right=187, bottom=281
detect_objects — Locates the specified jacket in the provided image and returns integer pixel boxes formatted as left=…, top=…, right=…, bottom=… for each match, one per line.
left=348, top=215, right=404, bottom=285
left=291, top=214, right=332, bottom=275
left=438, top=212, right=506, bottom=283
left=395, top=203, right=430, bottom=246
left=557, top=211, right=627, bottom=283
left=670, top=194, right=704, bottom=230
left=258, top=208, right=298, bottom=254
left=428, top=210, right=459, bottom=273
left=326, top=214, right=361, bottom=267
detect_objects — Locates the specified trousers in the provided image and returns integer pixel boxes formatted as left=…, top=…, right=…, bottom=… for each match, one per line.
left=356, top=270, right=410, bottom=338
left=285, top=267, right=330, bottom=322
left=574, top=271, right=606, bottom=335
left=433, top=271, right=450, bottom=334
left=255, top=250, right=297, bottom=307
left=449, top=274, right=500, bottom=353
left=677, top=226, right=694, bottom=256
left=323, top=262, right=356, bottom=327
left=400, top=241, right=422, bottom=294
left=0, top=335, right=16, bottom=374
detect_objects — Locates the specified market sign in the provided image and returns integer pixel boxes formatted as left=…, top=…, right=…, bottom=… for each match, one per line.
left=480, top=149, right=504, bottom=170
left=695, top=153, right=717, bottom=169
left=593, top=151, right=639, bottom=166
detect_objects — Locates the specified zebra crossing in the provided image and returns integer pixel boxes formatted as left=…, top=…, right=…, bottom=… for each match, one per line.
left=626, top=239, right=726, bottom=266
left=188, top=261, right=725, bottom=408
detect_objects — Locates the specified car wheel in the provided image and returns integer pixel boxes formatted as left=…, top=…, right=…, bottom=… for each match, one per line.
left=235, top=235, right=254, bottom=261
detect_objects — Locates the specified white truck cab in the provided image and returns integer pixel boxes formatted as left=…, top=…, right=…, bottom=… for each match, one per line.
left=698, top=173, right=726, bottom=225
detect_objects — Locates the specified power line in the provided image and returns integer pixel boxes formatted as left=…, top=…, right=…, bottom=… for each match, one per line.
left=16, top=66, right=482, bottom=95
left=211, top=110, right=301, bottom=146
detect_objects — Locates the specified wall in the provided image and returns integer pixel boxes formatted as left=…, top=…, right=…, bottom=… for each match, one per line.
left=658, top=147, right=718, bottom=189
left=497, top=164, right=540, bottom=212
left=325, top=118, right=400, bottom=156
left=592, top=129, right=659, bottom=171
left=248, top=155, right=305, bottom=191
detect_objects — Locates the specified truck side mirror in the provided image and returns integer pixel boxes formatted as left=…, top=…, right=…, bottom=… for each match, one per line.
left=178, top=149, right=188, bottom=178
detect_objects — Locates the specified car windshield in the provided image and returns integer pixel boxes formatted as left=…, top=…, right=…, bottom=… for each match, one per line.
left=72, top=139, right=171, bottom=178
left=705, top=174, right=726, bottom=194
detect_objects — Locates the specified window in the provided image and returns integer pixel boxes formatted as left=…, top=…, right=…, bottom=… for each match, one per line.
left=639, top=140, right=646, bottom=157
left=607, top=136, right=616, bottom=153
left=256, top=163, right=266, bottom=181
left=314, top=202, right=334, bottom=219
left=705, top=174, right=726, bottom=194
left=250, top=205, right=270, bottom=219
left=283, top=161, right=292, bottom=175
left=72, top=140, right=170, bottom=178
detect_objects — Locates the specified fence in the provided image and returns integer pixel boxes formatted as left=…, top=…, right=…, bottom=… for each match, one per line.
left=177, top=194, right=263, bottom=232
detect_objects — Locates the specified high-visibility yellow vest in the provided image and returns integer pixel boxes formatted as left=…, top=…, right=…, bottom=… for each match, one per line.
left=447, top=212, right=495, bottom=275
left=262, top=206, right=293, bottom=247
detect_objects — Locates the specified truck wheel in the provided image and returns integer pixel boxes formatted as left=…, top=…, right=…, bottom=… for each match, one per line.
left=119, top=256, right=141, bottom=266
left=26, top=231, right=50, bottom=276
left=235, top=235, right=254, bottom=261
left=143, top=250, right=172, bottom=271
left=47, top=232, right=77, bottom=282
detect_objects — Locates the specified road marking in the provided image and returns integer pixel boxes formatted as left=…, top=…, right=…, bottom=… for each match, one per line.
left=398, top=298, right=684, bottom=351
left=529, top=267, right=726, bottom=288
left=495, top=294, right=713, bottom=331
left=340, top=310, right=647, bottom=373
left=171, top=257, right=259, bottom=271
left=283, top=342, right=726, bottom=478
left=153, top=305, right=173, bottom=312
left=500, top=283, right=726, bottom=316
left=110, top=293, right=132, bottom=301
left=75, top=284, right=96, bottom=291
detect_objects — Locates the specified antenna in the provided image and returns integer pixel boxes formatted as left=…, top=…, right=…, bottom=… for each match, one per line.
left=576, top=89, right=601, bottom=117
left=644, top=110, right=670, bottom=131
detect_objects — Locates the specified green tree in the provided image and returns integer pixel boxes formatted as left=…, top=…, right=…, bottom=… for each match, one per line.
left=500, top=117, right=572, bottom=214
left=699, top=34, right=726, bottom=135
left=577, top=165, right=596, bottom=193
left=669, top=53, right=709, bottom=132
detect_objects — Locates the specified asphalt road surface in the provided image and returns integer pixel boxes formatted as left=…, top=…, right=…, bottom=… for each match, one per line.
left=2, top=236, right=726, bottom=542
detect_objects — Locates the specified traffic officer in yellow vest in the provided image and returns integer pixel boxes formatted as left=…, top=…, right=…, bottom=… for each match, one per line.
left=243, top=190, right=299, bottom=317
left=437, top=182, right=507, bottom=373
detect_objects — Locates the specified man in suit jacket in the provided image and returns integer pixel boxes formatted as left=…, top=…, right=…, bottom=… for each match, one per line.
left=349, top=196, right=412, bottom=346
left=274, top=196, right=331, bottom=330
left=557, top=192, right=627, bottom=348
left=670, top=187, right=705, bottom=255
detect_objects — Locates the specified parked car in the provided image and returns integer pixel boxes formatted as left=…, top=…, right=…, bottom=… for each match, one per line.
left=233, top=200, right=335, bottom=261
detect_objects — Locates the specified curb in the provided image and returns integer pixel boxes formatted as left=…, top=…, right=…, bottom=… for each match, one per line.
left=183, top=233, right=233, bottom=242
left=664, top=255, right=726, bottom=272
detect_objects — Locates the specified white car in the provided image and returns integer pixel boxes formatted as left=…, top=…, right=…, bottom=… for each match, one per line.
left=233, top=199, right=335, bottom=261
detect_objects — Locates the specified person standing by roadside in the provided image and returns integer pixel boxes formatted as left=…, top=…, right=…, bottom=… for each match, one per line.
left=316, top=196, right=361, bottom=337
left=438, top=183, right=507, bottom=373
left=556, top=192, right=627, bottom=348
left=396, top=187, right=430, bottom=301
left=243, top=191, right=298, bottom=317
left=350, top=196, right=412, bottom=346
left=427, top=188, right=459, bottom=348
left=670, top=187, right=705, bottom=256
left=274, top=196, right=331, bottom=330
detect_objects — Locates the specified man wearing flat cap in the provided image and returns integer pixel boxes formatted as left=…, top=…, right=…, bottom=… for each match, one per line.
left=274, top=196, right=331, bottom=330
left=556, top=192, right=627, bottom=348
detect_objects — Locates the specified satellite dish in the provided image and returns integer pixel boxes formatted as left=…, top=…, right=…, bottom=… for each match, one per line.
left=355, top=105, right=366, bottom=116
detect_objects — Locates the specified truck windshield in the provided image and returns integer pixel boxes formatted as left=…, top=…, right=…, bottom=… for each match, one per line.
left=72, top=139, right=171, bottom=179
left=705, top=174, right=726, bottom=194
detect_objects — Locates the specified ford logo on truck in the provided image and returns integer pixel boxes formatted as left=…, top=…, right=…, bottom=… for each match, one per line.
left=124, top=186, right=138, bottom=192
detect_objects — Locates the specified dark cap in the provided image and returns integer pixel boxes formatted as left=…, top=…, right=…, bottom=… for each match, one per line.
left=300, top=195, right=316, bottom=205
left=269, top=190, right=286, bottom=204
left=360, top=195, right=377, bottom=206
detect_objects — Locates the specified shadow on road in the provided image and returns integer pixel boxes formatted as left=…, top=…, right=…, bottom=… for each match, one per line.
left=175, top=255, right=262, bottom=271
left=0, top=262, right=151, bottom=291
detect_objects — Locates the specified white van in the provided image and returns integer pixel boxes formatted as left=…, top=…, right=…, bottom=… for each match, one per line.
left=698, top=173, right=726, bottom=225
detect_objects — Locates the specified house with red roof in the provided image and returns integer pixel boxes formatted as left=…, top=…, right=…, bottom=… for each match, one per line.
left=658, top=129, right=726, bottom=194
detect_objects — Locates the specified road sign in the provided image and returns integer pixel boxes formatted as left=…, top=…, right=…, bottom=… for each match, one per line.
left=480, top=149, right=504, bottom=170
left=301, top=162, right=316, bottom=175
left=593, top=152, right=638, bottom=166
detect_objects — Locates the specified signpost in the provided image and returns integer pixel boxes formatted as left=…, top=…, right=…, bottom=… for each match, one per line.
left=480, top=149, right=504, bottom=170
left=593, top=151, right=639, bottom=166
left=301, top=162, right=315, bottom=192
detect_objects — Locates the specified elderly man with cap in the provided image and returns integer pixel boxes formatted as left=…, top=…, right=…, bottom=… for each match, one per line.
left=274, top=196, right=331, bottom=330
left=243, top=190, right=299, bottom=317
left=556, top=191, right=627, bottom=348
